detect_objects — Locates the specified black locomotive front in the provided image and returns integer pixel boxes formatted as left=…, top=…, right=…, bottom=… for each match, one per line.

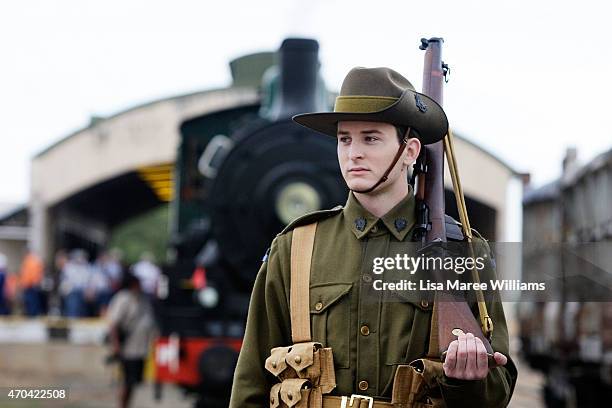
left=154, top=39, right=347, bottom=406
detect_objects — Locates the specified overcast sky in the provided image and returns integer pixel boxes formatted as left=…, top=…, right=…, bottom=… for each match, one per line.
left=1, top=0, right=610, bottom=204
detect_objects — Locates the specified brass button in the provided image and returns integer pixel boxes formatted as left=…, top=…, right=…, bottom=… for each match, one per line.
left=371, top=225, right=378, bottom=233
left=271, top=361, right=277, bottom=369
left=362, top=274, right=372, bottom=283
left=358, top=380, right=369, bottom=391
left=288, top=392, right=293, bottom=400
left=360, top=325, right=370, bottom=336
left=294, top=356, right=301, bottom=364
left=315, top=302, right=323, bottom=311
left=420, top=300, right=429, bottom=308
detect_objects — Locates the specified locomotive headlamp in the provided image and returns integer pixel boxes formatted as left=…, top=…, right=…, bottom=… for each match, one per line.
left=197, top=286, right=219, bottom=308
left=275, top=182, right=322, bottom=225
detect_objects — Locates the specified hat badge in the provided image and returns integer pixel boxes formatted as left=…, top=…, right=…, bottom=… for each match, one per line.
left=415, top=94, right=428, bottom=113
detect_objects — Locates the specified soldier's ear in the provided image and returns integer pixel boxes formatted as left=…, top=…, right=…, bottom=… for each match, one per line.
left=404, top=137, right=421, bottom=167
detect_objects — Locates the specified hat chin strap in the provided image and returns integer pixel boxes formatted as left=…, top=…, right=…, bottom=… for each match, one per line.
left=351, top=127, right=411, bottom=194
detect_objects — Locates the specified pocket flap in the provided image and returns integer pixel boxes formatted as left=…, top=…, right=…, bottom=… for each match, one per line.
left=409, top=358, right=444, bottom=385
left=265, top=346, right=290, bottom=377
left=280, top=378, right=310, bottom=407
left=286, top=342, right=320, bottom=372
left=310, top=283, right=352, bottom=314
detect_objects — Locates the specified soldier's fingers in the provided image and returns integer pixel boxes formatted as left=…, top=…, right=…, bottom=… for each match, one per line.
left=475, top=337, right=488, bottom=376
left=456, top=333, right=467, bottom=373
left=465, top=333, right=477, bottom=379
left=494, top=352, right=508, bottom=366
left=443, top=340, right=459, bottom=375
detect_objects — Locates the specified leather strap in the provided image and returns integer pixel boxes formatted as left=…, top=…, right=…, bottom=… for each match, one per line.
left=290, top=223, right=318, bottom=343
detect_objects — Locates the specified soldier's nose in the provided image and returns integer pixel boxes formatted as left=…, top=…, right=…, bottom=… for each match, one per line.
left=349, top=148, right=364, bottom=160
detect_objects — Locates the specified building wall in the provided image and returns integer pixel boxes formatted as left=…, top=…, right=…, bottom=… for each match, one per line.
left=0, top=239, right=27, bottom=274
left=444, top=135, right=521, bottom=242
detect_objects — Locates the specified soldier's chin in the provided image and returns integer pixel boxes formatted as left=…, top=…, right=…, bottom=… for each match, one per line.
left=346, top=179, right=372, bottom=192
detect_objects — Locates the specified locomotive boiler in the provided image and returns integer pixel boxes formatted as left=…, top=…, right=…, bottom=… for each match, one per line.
left=154, top=38, right=348, bottom=407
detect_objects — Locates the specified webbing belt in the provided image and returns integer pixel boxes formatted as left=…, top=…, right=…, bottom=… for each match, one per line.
left=322, top=395, right=392, bottom=407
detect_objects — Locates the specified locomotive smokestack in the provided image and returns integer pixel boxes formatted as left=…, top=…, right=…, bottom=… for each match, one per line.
left=264, top=38, right=327, bottom=121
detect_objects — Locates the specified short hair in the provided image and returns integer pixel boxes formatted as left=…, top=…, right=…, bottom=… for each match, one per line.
left=395, top=126, right=419, bottom=144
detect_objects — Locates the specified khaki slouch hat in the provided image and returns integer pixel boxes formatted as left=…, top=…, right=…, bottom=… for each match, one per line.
left=293, top=66, right=448, bottom=145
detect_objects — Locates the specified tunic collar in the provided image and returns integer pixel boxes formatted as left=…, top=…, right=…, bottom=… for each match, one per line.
left=343, top=185, right=416, bottom=241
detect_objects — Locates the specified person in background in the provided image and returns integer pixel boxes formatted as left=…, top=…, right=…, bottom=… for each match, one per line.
left=19, top=250, right=44, bottom=317
left=90, top=251, right=116, bottom=316
left=4, top=273, right=17, bottom=315
left=60, top=249, right=91, bottom=318
left=0, top=253, right=9, bottom=315
left=47, top=250, right=69, bottom=316
left=131, top=251, right=160, bottom=298
left=107, top=272, right=157, bottom=408
left=106, top=248, right=125, bottom=294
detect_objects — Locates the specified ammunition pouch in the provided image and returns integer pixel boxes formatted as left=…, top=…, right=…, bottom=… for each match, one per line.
left=266, top=342, right=336, bottom=407
left=390, top=359, right=445, bottom=407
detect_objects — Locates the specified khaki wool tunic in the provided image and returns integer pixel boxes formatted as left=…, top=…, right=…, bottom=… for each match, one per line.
left=230, top=189, right=518, bottom=407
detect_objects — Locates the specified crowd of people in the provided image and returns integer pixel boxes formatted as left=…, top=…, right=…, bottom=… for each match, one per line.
left=0, top=248, right=162, bottom=407
left=0, top=248, right=161, bottom=318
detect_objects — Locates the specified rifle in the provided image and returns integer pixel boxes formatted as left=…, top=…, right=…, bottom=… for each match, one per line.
left=416, top=37, right=497, bottom=368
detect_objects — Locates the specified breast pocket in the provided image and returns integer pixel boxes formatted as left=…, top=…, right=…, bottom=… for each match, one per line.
left=309, top=283, right=353, bottom=369
left=381, top=299, right=433, bottom=368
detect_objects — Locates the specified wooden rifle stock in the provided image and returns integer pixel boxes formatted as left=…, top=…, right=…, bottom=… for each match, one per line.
left=417, top=38, right=497, bottom=368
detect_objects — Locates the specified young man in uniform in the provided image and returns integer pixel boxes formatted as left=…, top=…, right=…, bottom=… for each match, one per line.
left=230, top=67, right=517, bottom=407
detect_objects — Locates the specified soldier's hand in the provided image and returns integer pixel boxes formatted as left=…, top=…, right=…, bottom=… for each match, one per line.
left=442, top=332, right=507, bottom=380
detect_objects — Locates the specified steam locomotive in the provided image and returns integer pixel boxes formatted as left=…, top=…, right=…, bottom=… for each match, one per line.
left=153, top=39, right=348, bottom=406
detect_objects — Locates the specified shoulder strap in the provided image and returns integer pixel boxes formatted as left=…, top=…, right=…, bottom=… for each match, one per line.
left=290, top=222, right=318, bottom=343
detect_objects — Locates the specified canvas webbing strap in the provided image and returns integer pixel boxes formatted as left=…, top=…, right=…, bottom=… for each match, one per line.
left=290, top=222, right=318, bottom=343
